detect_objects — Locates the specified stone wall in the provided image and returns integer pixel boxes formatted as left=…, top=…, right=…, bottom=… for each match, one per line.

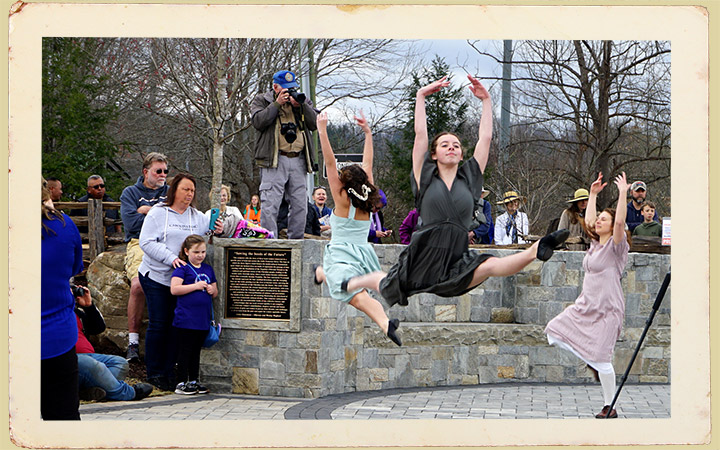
left=87, top=239, right=670, bottom=398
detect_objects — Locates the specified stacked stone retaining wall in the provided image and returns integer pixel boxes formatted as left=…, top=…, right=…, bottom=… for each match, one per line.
left=87, top=239, right=670, bottom=398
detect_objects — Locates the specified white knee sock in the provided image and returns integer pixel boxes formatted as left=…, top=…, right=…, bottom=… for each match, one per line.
left=598, top=369, right=617, bottom=406
left=129, top=332, right=139, bottom=345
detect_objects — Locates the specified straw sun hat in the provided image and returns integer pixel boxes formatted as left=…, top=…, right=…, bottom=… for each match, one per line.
left=567, top=188, right=589, bottom=203
left=496, top=191, right=526, bottom=205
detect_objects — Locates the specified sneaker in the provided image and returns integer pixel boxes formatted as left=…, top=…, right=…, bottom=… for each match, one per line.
left=79, top=386, right=106, bottom=402
left=126, top=343, right=140, bottom=362
left=132, top=383, right=154, bottom=401
left=175, top=381, right=198, bottom=395
left=188, top=380, right=209, bottom=394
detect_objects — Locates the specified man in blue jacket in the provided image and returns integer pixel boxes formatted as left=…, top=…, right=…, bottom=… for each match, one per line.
left=119, top=152, right=169, bottom=362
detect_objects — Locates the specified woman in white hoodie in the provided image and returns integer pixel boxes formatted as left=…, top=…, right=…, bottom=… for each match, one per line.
left=138, top=173, right=223, bottom=392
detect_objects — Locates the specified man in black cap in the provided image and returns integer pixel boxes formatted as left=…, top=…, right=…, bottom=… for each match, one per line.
left=626, top=180, right=659, bottom=232
left=250, top=70, right=318, bottom=239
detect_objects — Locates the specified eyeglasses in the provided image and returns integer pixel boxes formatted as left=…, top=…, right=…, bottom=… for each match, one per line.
left=155, top=169, right=169, bottom=175
left=89, top=184, right=105, bottom=189
left=313, top=186, right=326, bottom=192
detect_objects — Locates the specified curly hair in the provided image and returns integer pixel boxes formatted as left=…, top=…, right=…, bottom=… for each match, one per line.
left=338, top=164, right=380, bottom=213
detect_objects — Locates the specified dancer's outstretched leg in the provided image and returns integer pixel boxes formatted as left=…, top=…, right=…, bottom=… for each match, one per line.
left=343, top=270, right=386, bottom=294
left=468, top=241, right=539, bottom=288
left=349, top=290, right=401, bottom=346
left=467, top=229, right=569, bottom=289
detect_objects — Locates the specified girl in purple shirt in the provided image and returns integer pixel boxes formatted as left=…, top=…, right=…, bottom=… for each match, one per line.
left=170, top=234, right=218, bottom=395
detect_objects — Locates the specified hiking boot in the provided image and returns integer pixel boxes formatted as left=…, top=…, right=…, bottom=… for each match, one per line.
left=132, top=383, right=154, bottom=401
left=126, top=343, right=140, bottom=362
left=79, top=386, right=106, bottom=402
left=175, top=381, right=198, bottom=395
left=188, top=380, right=209, bottom=394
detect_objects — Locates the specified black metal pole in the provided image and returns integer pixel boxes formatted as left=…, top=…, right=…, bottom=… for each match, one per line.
left=606, top=270, right=671, bottom=417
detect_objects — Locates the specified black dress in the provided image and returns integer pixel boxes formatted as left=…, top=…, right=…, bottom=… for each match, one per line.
left=379, top=153, right=493, bottom=306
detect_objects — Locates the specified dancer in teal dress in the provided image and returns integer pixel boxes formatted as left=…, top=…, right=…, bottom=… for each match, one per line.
left=313, top=111, right=401, bottom=346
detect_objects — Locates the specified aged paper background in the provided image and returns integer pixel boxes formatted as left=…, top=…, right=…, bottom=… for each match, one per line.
left=4, top=2, right=715, bottom=449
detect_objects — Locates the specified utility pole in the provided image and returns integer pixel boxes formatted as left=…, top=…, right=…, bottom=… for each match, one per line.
left=298, top=39, right=314, bottom=201
left=499, top=39, right=513, bottom=181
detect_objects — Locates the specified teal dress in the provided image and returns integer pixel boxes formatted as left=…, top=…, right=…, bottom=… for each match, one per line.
left=323, top=203, right=382, bottom=303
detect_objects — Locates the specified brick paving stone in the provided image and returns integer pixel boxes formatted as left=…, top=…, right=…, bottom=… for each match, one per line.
left=79, top=383, right=669, bottom=421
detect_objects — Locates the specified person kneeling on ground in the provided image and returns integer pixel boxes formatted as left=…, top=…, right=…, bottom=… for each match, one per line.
left=74, top=285, right=154, bottom=402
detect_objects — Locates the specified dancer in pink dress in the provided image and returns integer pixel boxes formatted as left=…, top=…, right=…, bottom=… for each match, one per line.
left=544, top=172, right=631, bottom=419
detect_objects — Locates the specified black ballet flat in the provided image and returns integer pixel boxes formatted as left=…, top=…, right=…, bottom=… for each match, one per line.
left=537, top=229, right=570, bottom=261
left=312, top=264, right=322, bottom=285
left=386, top=318, right=402, bottom=347
left=340, top=278, right=350, bottom=292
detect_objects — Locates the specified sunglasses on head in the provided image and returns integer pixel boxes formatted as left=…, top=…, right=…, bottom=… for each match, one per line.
left=90, top=184, right=105, bottom=189
left=154, top=169, right=169, bottom=175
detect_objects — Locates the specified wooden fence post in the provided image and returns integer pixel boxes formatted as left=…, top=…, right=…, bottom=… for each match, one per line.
left=88, top=199, right=105, bottom=260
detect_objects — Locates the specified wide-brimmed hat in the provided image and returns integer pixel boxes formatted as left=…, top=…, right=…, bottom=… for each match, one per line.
left=496, top=191, right=526, bottom=205
left=481, top=189, right=490, bottom=199
left=567, top=188, right=589, bottom=203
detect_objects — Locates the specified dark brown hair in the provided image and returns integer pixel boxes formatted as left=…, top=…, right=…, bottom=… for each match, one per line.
left=566, top=200, right=586, bottom=225
left=642, top=201, right=656, bottom=212
left=165, top=173, right=197, bottom=207
left=178, top=234, right=206, bottom=262
left=339, top=164, right=380, bottom=213
left=430, top=131, right=461, bottom=156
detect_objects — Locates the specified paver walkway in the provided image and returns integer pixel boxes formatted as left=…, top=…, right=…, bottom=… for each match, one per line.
left=79, top=383, right=670, bottom=421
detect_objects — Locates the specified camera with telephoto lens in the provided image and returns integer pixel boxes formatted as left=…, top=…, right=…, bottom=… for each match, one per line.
left=71, top=284, right=86, bottom=298
left=286, top=87, right=306, bottom=104
left=280, top=122, right=298, bottom=143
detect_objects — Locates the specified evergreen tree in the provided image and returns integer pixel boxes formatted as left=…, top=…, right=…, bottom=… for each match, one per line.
left=42, top=38, right=124, bottom=199
left=380, top=56, right=469, bottom=210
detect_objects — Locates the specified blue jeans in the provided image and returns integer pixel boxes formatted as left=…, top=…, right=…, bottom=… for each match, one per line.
left=77, top=353, right=136, bottom=401
left=139, top=272, right=177, bottom=381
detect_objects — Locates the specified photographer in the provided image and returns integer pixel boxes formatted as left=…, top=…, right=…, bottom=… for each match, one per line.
left=250, top=70, right=318, bottom=239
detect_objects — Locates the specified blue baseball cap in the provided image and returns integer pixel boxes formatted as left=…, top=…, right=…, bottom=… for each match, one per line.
left=273, top=70, right=299, bottom=89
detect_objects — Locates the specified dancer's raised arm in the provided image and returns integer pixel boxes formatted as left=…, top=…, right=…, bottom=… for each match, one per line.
left=467, top=75, right=492, bottom=173
left=612, top=172, right=630, bottom=244
left=317, top=112, right=342, bottom=199
left=355, top=111, right=374, bottom=185
left=585, top=172, right=607, bottom=229
left=413, top=76, right=450, bottom=187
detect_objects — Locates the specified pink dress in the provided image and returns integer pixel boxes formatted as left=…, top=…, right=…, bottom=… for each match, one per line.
left=544, top=235, right=630, bottom=363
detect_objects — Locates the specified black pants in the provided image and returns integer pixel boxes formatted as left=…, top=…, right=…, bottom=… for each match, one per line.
left=174, top=327, right=207, bottom=383
left=41, top=347, right=80, bottom=420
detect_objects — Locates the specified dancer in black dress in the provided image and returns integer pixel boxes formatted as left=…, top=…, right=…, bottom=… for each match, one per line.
left=343, top=75, right=568, bottom=307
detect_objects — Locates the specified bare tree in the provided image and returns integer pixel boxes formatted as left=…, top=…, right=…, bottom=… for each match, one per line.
left=470, top=40, right=671, bottom=213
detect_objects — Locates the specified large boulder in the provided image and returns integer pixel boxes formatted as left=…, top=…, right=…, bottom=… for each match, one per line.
left=85, top=247, right=147, bottom=353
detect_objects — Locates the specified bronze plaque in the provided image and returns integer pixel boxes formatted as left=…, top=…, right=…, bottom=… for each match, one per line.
left=225, top=247, right=291, bottom=320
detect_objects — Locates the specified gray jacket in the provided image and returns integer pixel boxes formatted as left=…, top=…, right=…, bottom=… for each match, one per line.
left=250, top=90, right=318, bottom=172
